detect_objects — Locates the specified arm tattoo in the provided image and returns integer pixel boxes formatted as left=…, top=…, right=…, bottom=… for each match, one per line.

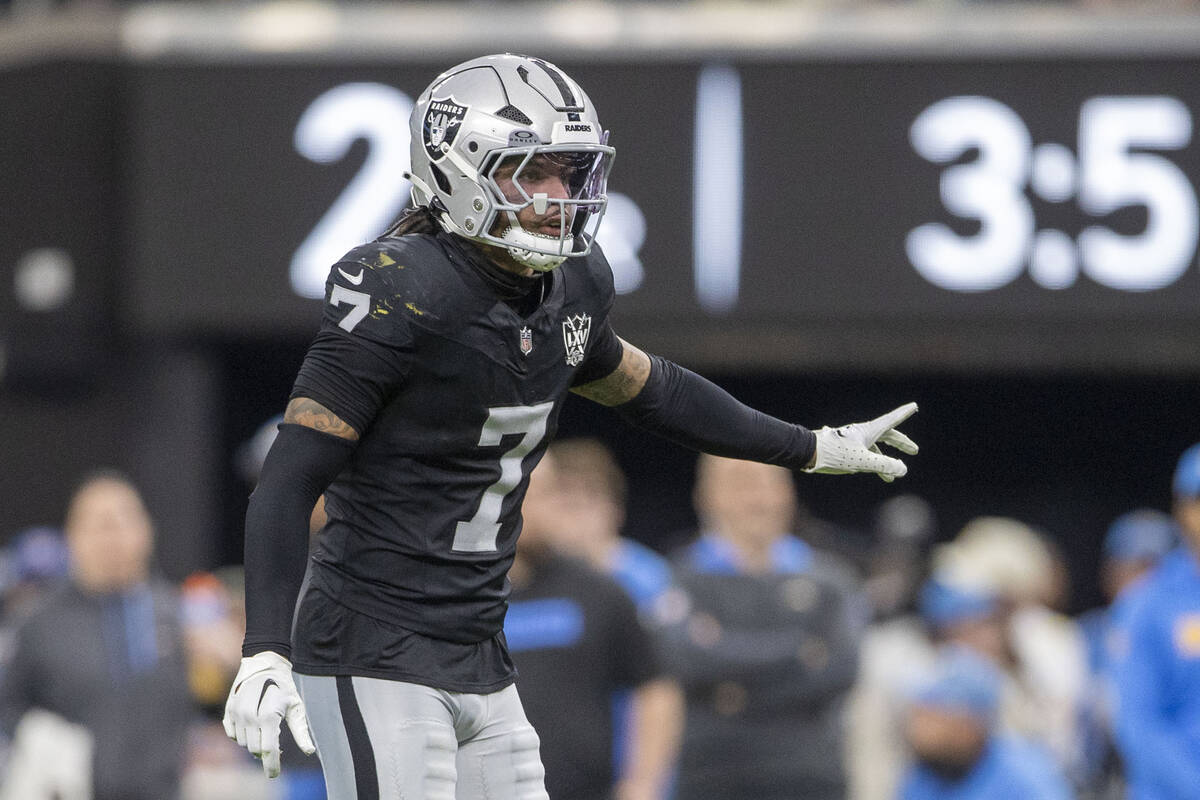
left=571, top=339, right=652, bottom=407
left=283, top=397, right=360, bottom=441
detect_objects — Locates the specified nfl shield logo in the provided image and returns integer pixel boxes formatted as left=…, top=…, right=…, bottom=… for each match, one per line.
left=562, top=314, right=591, bottom=366
left=520, top=327, right=533, bottom=356
left=423, top=97, right=469, bottom=162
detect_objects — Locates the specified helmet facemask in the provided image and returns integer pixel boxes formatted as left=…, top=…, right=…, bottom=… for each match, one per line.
left=478, top=144, right=614, bottom=271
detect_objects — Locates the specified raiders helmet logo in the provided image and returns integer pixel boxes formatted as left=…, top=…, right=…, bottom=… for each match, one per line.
left=423, top=97, right=469, bottom=162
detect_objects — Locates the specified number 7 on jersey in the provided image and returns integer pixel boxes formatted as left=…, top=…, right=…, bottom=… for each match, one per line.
left=451, top=402, right=554, bottom=553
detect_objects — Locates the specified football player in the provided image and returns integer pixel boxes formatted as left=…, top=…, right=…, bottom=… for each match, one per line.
left=223, top=53, right=918, bottom=800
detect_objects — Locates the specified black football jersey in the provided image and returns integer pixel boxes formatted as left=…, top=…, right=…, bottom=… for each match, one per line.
left=287, top=231, right=621, bottom=689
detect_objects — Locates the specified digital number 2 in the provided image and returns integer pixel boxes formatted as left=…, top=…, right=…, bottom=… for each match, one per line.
left=451, top=403, right=554, bottom=553
left=291, top=83, right=414, bottom=300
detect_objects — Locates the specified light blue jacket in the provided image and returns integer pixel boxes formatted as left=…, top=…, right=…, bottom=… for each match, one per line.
left=1110, top=546, right=1200, bottom=800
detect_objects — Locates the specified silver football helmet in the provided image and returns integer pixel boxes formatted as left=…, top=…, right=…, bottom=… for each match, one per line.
left=406, top=54, right=615, bottom=271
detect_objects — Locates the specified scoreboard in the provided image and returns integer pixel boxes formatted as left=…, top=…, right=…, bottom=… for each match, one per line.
left=8, top=24, right=1200, bottom=371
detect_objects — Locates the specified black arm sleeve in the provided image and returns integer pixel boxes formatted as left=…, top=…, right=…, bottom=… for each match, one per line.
left=613, top=355, right=817, bottom=471
left=242, top=423, right=356, bottom=659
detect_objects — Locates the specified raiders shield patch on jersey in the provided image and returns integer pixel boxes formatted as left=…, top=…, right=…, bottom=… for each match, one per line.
left=520, top=326, right=533, bottom=356
left=562, top=314, right=591, bottom=366
left=424, top=97, right=468, bottom=162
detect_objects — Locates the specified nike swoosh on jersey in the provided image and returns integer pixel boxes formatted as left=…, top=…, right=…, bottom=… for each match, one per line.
left=337, top=267, right=365, bottom=285
left=257, top=678, right=280, bottom=714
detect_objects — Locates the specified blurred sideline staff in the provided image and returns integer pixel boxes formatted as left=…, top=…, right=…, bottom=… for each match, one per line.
left=848, top=516, right=1088, bottom=800
left=539, top=438, right=682, bottom=797
left=505, top=451, right=681, bottom=800
left=847, top=575, right=992, bottom=800
left=1110, top=444, right=1200, bottom=800
left=898, top=646, right=1072, bottom=800
left=1075, top=509, right=1178, bottom=798
left=541, top=438, right=673, bottom=612
left=0, top=471, right=192, bottom=800
left=657, top=455, right=866, bottom=800
left=931, top=518, right=1087, bottom=774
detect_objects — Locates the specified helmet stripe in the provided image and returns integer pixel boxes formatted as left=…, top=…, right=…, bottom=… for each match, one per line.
left=518, top=59, right=583, bottom=112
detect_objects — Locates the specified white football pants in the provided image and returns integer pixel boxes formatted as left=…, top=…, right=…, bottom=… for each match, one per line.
left=295, top=674, right=548, bottom=800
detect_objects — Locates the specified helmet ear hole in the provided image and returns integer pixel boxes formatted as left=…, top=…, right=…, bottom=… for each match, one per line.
left=430, top=164, right=452, bottom=195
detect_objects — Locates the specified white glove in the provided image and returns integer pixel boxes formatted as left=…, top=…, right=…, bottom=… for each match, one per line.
left=804, top=402, right=919, bottom=482
left=222, top=651, right=317, bottom=778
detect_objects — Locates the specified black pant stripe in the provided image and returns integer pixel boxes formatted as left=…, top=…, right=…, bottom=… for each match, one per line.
left=336, top=676, right=380, bottom=800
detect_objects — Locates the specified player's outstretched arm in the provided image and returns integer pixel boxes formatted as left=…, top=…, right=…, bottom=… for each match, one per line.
left=225, top=396, right=359, bottom=776
left=573, top=339, right=917, bottom=481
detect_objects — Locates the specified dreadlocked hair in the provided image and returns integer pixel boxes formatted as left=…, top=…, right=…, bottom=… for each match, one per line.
left=380, top=205, right=441, bottom=238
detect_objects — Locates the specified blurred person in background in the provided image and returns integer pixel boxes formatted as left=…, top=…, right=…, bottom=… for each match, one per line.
left=898, top=646, right=1072, bottom=800
left=0, top=471, right=192, bottom=800
left=912, top=572, right=1063, bottom=762
left=1094, top=510, right=1179, bottom=614
left=1109, top=444, right=1200, bottom=800
left=919, top=572, right=1011, bottom=668
left=846, top=574, right=1002, bottom=800
left=657, top=455, right=867, bottom=800
left=933, top=518, right=1088, bottom=777
left=542, top=438, right=681, bottom=792
left=543, top=437, right=673, bottom=612
left=505, top=451, right=681, bottom=800
left=1074, top=509, right=1177, bottom=799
